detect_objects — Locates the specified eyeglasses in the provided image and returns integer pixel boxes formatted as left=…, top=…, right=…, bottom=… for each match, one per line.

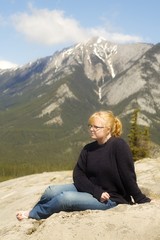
left=88, top=124, right=105, bottom=131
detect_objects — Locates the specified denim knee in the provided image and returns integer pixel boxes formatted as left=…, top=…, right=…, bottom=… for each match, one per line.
left=41, top=186, right=55, bottom=200
left=56, top=192, right=75, bottom=210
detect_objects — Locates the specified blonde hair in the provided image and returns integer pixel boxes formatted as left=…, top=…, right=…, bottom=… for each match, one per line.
left=88, top=111, right=122, bottom=137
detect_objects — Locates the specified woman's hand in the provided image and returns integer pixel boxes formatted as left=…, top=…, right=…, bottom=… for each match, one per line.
left=100, top=192, right=110, bottom=202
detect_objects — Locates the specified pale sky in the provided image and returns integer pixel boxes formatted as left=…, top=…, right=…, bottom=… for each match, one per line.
left=0, top=0, right=159, bottom=68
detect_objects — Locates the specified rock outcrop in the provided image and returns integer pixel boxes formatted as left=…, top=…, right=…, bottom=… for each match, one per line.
left=0, top=158, right=160, bottom=240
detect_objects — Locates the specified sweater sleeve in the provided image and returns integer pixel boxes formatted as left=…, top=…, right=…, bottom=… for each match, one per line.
left=73, top=147, right=104, bottom=201
left=114, top=138, right=151, bottom=204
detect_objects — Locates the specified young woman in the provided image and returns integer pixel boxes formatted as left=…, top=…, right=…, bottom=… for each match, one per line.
left=16, top=111, right=151, bottom=220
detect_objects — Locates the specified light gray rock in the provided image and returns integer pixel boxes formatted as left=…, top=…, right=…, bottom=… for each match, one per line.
left=0, top=158, right=160, bottom=240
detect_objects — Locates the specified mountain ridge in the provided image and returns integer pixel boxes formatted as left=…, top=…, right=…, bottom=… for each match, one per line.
left=0, top=37, right=159, bottom=180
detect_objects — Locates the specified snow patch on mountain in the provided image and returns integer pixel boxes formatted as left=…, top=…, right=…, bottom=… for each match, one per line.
left=0, top=60, right=18, bottom=70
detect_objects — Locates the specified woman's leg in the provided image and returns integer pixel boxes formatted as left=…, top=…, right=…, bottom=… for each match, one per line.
left=28, top=183, right=77, bottom=220
left=16, top=183, right=77, bottom=221
left=29, top=190, right=117, bottom=220
left=37, top=183, right=77, bottom=204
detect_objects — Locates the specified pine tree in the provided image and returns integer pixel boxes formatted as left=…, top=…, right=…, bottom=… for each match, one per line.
left=128, top=109, right=150, bottom=161
left=138, top=126, right=150, bottom=159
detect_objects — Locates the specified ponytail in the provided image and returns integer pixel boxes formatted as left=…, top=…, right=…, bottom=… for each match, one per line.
left=112, top=117, right=122, bottom=137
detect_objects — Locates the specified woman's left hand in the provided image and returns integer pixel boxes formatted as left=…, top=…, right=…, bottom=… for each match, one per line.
left=100, top=192, right=110, bottom=202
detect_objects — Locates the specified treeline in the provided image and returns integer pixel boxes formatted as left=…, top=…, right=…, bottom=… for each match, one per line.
left=0, top=128, right=85, bottom=182
left=0, top=143, right=79, bottom=182
left=0, top=155, right=75, bottom=182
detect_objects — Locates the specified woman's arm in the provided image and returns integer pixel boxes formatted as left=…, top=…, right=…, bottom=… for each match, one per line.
left=73, top=148, right=104, bottom=201
left=115, top=138, right=151, bottom=203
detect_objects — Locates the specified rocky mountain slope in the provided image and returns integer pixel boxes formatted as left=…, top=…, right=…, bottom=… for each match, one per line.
left=0, top=37, right=160, bottom=180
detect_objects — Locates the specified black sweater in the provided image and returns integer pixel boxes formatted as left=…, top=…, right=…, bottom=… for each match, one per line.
left=73, top=137, right=151, bottom=204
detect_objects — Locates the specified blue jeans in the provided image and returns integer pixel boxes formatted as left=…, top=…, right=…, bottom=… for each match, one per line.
left=29, top=183, right=117, bottom=220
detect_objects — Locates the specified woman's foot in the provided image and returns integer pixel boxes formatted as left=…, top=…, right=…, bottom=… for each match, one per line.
left=16, top=211, right=29, bottom=221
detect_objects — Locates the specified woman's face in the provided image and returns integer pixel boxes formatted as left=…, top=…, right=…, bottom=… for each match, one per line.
left=88, top=117, right=111, bottom=144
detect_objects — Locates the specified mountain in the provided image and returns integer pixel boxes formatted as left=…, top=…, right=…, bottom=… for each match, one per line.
left=0, top=37, right=160, bottom=181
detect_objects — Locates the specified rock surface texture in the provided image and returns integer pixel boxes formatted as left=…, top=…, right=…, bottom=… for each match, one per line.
left=0, top=158, right=160, bottom=240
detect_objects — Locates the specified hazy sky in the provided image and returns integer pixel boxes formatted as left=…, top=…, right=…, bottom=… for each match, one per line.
left=0, top=0, right=159, bottom=68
